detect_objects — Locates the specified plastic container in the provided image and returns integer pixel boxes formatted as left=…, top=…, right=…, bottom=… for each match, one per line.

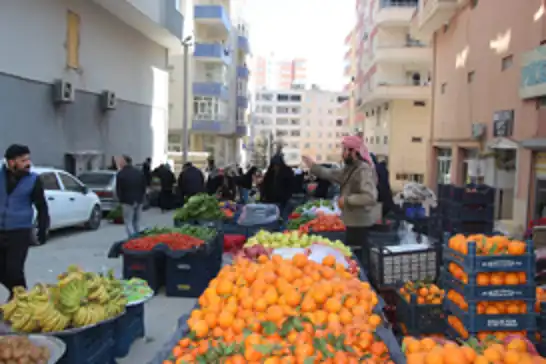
left=395, top=291, right=445, bottom=335
left=369, top=240, right=441, bottom=289
left=55, top=320, right=116, bottom=364
left=114, top=303, right=145, bottom=358
left=443, top=270, right=536, bottom=301
left=164, top=241, right=219, bottom=298
left=447, top=185, right=496, bottom=205
left=443, top=240, right=535, bottom=273
left=122, top=249, right=165, bottom=292
left=443, top=219, right=494, bottom=235
left=444, top=297, right=536, bottom=332
left=445, top=202, right=494, bottom=222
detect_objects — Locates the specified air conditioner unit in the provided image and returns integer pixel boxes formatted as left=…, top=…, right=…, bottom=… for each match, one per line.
left=52, top=79, right=74, bottom=104
left=100, top=91, right=117, bottom=110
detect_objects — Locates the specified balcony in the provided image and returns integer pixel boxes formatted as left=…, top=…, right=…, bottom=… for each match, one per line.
left=192, top=118, right=235, bottom=135
left=92, top=0, right=183, bottom=49
left=410, top=0, right=459, bottom=41
left=194, top=5, right=231, bottom=36
left=360, top=82, right=431, bottom=106
left=375, top=1, right=418, bottom=27
left=192, top=82, right=229, bottom=100
left=238, top=35, right=250, bottom=55
left=237, top=66, right=250, bottom=79
left=373, top=46, right=432, bottom=65
left=237, top=95, right=249, bottom=109
left=194, top=43, right=231, bottom=64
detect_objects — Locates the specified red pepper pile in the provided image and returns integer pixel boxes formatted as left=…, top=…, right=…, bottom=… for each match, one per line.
left=123, top=233, right=205, bottom=251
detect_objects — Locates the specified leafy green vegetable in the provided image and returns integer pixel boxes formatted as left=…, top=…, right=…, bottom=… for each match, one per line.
left=173, top=193, right=224, bottom=221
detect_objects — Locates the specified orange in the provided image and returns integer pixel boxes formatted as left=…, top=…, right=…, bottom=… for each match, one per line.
left=324, top=298, right=342, bottom=313
left=217, top=312, right=234, bottom=329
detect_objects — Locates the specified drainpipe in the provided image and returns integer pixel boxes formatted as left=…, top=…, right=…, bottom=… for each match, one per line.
left=428, top=31, right=437, bottom=189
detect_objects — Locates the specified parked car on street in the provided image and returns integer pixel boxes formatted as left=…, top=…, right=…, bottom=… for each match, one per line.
left=77, top=170, right=117, bottom=213
left=34, top=167, right=102, bottom=242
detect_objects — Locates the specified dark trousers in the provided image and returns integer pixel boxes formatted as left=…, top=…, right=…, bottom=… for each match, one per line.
left=345, top=226, right=370, bottom=271
left=159, top=189, right=173, bottom=211
left=0, top=229, right=32, bottom=299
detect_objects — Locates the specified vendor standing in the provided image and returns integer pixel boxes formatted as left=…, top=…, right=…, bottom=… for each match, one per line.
left=0, top=144, right=49, bottom=298
left=302, top=136, right=378, bottom=269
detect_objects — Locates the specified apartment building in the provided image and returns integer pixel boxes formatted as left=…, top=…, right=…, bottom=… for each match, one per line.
left=250, top=88, right=349, bottom=166
left=353, top=0, right=432, bottom=191
left=411, top=0, right=546, bottom=227
left=0, top=0, right=183, bottom=174
left=168, top=0, right=250, bottom=168
left=251, top=55, right=308, bottom=91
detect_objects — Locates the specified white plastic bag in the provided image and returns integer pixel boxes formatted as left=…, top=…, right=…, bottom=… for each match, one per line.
left=307, top=244, right=348, bottom=268
left=398, top=222, right=430, bottom=247
left=237, top=203, right=279, bottom=226
left=272, top=247, right=308, bottom=260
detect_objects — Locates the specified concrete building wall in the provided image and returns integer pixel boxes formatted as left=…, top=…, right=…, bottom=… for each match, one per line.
left=0, top=0, right=170, bottom=170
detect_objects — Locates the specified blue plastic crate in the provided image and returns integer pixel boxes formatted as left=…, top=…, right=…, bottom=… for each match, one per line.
left=445, top=318, right=538, bottom=343
left=114, top=303, right=145, bottom=358
left=122, top=250, right=165, bottom=292
left=443, top=270, right=536, bottom=301
left=164, top=243, right=218, bottom=298
left=445, top=297, right=536, bottom=332
left=445, top=202, right=494, bottom=222
left=395, top=290, right=445, bottom=335
left=55, top=320, right=116, bottom=364
left=443, top=240, right=535, bottom=273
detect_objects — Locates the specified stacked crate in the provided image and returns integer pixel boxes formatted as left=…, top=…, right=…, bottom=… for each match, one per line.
left=438, top=184, right=495, bottom=235
left=443, top=238, right=537, bottom=341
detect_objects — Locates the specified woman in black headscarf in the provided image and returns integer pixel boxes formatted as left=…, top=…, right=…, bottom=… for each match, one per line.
left=261, top=155, right=294, bottom=219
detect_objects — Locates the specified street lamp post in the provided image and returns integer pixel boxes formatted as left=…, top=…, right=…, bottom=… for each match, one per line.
left=181, top=36, right=192, bottom=164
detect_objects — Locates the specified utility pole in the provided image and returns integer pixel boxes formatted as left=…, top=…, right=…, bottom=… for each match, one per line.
left=181, top=36, right=192, bottom=164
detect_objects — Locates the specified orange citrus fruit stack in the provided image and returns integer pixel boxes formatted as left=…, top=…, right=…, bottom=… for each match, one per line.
left=448, top=234, right=526, bottom=256
left=399, top=280, right=445, bottom=305
left=403, top=336, right=546, bottom=364
left=164, top=254, right=394, bottom=363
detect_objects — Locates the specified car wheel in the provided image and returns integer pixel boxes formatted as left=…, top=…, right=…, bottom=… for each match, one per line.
left=85, top=205, right=102, bottom=230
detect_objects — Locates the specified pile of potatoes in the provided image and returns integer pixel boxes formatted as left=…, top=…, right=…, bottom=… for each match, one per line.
left=0, top=336, right=50, bottom=364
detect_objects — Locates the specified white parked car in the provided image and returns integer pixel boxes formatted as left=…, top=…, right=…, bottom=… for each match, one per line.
left=33, top=167, right=102, bottom=242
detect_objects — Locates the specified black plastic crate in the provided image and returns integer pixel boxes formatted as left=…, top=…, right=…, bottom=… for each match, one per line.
left=445, top=318, right=537, bottom=342
left=444, top=219, right=494, bottom=235
left=164, top=243, right=218, bottom=298
left=395, top=291, right=445, bottom=335
left=446, top=185, right=496, bottom=205
left=114, top=303, right=145, bottom=358
left=443, top=270, right=536, bottom=301
left=122, top=250, right=165, bottom=292
left=369, top=240, right=441, bottom=289
left=445, top=202, right=494, bottom=222
left=55, top=320, right=116, bottom=364
left=445, top=297, right=536, bottom=332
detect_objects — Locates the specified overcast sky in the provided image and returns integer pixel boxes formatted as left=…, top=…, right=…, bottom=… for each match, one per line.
left=244, top=0, right=354, bottom=91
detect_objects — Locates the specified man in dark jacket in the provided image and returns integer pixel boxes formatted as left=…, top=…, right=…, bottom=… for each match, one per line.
left=177, top=162, right=205, bottom=203
left=142, top=157, right=152, bottom=187
left=262, top=155, right=294, bottom=219
left=0, top=144, right=49, bottom=298
left=152, top=164, right=176, bottom=211
left=116, top=155, right=147, bottom=237
left=370, top=153, right=395, bottom=217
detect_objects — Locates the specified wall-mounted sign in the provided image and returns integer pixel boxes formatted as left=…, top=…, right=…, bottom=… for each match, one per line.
left=520, top=45, right=546, bottom=99
left=493, top=110, right=514, bottom=137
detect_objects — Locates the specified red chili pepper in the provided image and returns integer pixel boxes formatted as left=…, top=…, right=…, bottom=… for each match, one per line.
left=123, top=233, right=205, bottom=251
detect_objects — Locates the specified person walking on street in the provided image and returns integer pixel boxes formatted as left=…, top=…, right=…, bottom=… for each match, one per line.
left=115, top=155, right=147, bottom=237
left=302, top=136, right=378, bottom=270
left=261, top=154, right=295, bottom=220
left=177, top=162, right=205, bottom=204
left=0, top=144, right=49, bottom=299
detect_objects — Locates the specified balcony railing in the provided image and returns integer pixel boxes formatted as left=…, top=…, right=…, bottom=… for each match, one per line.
left=194, top=43, right=231, bottom=64
left=194, top=4, right=231, bottom=33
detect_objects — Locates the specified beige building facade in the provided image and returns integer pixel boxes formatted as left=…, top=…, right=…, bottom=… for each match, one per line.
left=410, top=0, right=546, bottom=228
left=355, top=0, right=432, bottom=191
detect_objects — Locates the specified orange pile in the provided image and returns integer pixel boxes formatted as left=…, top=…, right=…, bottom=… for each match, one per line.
left=164, top=254, right=394, bottom=363
left=403, top=335, right=545, bottom=364
left=448, top=262, right=528, bottom=286
left=448, top=234, right=526, bottom=256
left=447, top=290, right=529, bottom=315
left=298, top=214, right=345, bottom=233
left=399, top=280, right=445, bottom=305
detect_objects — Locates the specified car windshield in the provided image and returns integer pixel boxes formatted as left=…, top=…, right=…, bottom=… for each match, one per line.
left=78, top=173, right=113, bottom=186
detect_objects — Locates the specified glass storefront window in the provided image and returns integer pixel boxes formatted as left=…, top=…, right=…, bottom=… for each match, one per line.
left=436, top=148, right=452, bottom=184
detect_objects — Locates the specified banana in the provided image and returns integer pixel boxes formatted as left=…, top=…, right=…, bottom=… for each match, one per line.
left=11, top=312, right=32, bottom=331
left=0, top=300, right=18, bottom=321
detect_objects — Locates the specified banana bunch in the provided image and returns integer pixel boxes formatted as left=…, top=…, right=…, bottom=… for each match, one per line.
left=1, top=287, right=38, bottom=332
left=72, top=303, right=106, bottom=327
left=58, top=274, right=88, bottom=315
left=86, top=274, right=110, bottom=305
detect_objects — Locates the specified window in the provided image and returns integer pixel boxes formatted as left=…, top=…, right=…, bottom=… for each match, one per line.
left=375, top=136, right=379, bottom=144
left=414, top=101, right=426, bottom=107
left=277, top=107, right=289, bottom=114
left=259, top=93, right=273, bottom=101
left=194, top=96, right=227, bottom=120
left=290, top=119, right=300, bottom=126
left=467, top=71, right=475, bottom=83
left=441, top=83, right=447, bottom=94
left=336, top=119, right=343, bottom=126
left=59, top=172, right=83, bottom=192
left=260, top=106, right=273, bottom=113
left=277, top=94, right=289, bottom=102
left=40, top=173, right=61, bottom=191
left=502, top=55, right=513, bottom=71
left=411, top=137, right=423, bottom=143
left=290, top=95, right=302, bottom=102
left=304, top=143, right=310, bottom=148
left=383, top=136, right=388, bottom=144
left=237, top=108, right=245, bottom=123
left=436, top=148, right=452, bottom=184
left=290, top=130, right=300, bottom=137
left=276, top=130, right=288, bottom=137
left=410, top=174, right=424, bottom=183
left=66, top=11, right=81, bottom=69
left=237, top=79, right=246, bottom=96
left=276, top=118, right=289, bottom=125
left=328, top=110, right=333, bottom=114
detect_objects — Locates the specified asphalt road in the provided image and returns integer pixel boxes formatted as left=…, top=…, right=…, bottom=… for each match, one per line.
left=0, top=209, right=196, bottom=363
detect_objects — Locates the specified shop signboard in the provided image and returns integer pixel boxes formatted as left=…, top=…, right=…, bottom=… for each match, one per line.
left=520, top=45, right=546, bottom=99
left=535, top=152, right=546, bottom=179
